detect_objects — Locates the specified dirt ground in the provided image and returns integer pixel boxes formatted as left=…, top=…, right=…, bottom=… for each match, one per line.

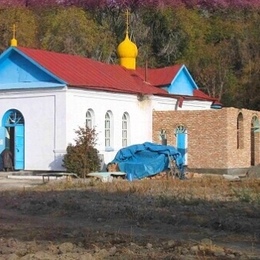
left=0, top=172, right=259, bottom=260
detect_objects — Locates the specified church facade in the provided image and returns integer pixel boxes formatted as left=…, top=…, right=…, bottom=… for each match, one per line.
left=0, top=29, right=258, bottom=174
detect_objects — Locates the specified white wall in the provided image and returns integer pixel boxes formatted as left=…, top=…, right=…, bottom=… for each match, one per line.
left=65, top=90, right=213, bottom=166
left=0, top=88, right=215, bottom=171
left=66, top=89, right=153, bottom=164
left=151, top=96, right=213, bottom=111
left=0, top=89, right=67, bottom=171
left=179, top=100, right=213, bottom=110
left=151, top=96, right=178, bottom=111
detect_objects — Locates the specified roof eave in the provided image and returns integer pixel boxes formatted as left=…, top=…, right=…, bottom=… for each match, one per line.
left=67, top=84, right=157, bottom=95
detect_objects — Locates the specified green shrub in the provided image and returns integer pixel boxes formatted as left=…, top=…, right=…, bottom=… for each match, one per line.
left=62, top=126, right=100, bottom=178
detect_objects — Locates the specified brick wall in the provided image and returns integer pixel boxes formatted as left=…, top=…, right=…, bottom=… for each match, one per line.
left=153, top=107, right=260, bottom=172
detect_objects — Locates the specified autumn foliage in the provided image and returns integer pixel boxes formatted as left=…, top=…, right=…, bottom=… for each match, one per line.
left=1, top=0, right=260, bottom=8
left=62, top=127, right=101, bottom=178
left=0, top=1, right=259, bottom=111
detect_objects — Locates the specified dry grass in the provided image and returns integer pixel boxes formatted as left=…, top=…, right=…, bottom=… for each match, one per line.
left=40, top=175, right=260, bottom=204
left=1, top=174, right=260, bottom=259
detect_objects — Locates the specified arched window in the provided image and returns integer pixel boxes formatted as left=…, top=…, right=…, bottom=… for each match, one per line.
left=105, top=111, right=113, bottom=150
left=237, top=112, right=244, bottom=149
left=122, top=112, right=130, bottom=147
left=3, top=109, right=24, bottom=126
left=86, top=109, right=94, bottom=129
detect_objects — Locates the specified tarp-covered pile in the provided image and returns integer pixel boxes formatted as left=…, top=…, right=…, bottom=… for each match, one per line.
left=110, top=142, right=184, bottom=180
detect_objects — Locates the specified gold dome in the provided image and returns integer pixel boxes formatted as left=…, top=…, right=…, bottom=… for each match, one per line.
left=117, top=33, right=138, bottom=58
left=117, top=33, right=138, bottom=70
left=11, top=38, right=17, bottom=47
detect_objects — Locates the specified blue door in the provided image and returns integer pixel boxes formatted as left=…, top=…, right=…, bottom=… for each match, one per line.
left=0, top=127, right=6, bottom=170
left=2, top=109, right=25, bottom=170
left=0, top=127, right=6, bottom=154
left=15, top=125, right=24, bottom=169
left=176, top=125, right=188, bottom=165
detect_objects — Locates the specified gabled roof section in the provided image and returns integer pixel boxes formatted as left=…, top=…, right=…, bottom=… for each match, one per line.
left=17, top=47, right=167, bottom=95
left=193, top=89, right=212, bottom=99
left=168, top=65, right=198, bottom=95
left=137, top=65, right=198, bottom=96
left=136, top=64, right=220, bottom=104
left=136, top=65, right=182, bottom=86
left=0, top=47, right=66, bottom=90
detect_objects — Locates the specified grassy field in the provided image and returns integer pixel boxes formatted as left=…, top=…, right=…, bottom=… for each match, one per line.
left=0, top=174, right=259, bottom=259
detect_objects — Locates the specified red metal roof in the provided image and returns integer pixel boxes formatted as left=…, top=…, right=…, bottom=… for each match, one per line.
left=193, top=89, right=217, bottom=101
left=136, top=65, right=182, bottom=86
left=16, top=47, right=219, bottom=103
left=17, top=47, right=167, bottom=95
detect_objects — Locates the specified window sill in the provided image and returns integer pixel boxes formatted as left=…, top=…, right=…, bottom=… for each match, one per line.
left=105, top=147, right=114, bottom=152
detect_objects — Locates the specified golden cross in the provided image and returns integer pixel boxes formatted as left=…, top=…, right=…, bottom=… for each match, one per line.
left=126, top=9, right=129, bottom=34
left=12, top=24, right=16, bottom=39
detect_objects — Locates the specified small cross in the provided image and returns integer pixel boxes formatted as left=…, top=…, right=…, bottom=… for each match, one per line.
left=126, top=9, right=129, bottom=34
left=12, top=24, right=16, bottom=39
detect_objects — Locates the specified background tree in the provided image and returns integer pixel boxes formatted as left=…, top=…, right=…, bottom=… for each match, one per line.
left=0, top=1, right=259, bottom=110
left=184, top=13, right=240, bottom=101
left=0, top=7, right=37, bottom=52
left=40, top=7, right=116, bottom=60
left=231, top=10, right=260, bottom=110
left=139, top=7, right=187, bottom=67
left=62, top=126, right=101, bottom=178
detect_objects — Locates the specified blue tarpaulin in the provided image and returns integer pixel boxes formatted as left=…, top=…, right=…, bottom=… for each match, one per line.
left=110, top=142, right=184, bottom=180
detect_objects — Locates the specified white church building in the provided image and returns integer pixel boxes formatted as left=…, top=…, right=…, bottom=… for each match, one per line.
left=0, top=29, right=220, bottom=172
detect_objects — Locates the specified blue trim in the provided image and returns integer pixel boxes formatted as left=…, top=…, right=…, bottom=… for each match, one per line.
left=0, top=82, right=66, bottom=90
left=0, top=47, right=67, bottom=86
left=2, top=109, right=24, bottom=126
left=0, top=127, right=6, bottom=156
left=211, top=102, right=223, bottom=109
left=172, top=65, right=198, bottom=90
left=0, top=47, right=13, bottom=60
left=14, top=125, right=24, bottom=170
left=168, top=65, right=199, bottom=96
left=12, top=47, right=67, bottom=84
left=211, top=104, right=222, bottom=109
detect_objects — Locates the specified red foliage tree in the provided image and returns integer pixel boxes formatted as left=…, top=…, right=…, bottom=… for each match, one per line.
left=1, top=0, right=260, bottom=8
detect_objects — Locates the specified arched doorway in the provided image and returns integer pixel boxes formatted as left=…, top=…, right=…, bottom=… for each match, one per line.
left=175, top=125, right=188, bottom=165
left=251, top=116, right=260, bottom=166
left=0, top=109, right=25, bottom=170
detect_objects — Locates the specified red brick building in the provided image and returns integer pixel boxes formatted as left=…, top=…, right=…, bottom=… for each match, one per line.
left=153, top=107, right=260, bottom=174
